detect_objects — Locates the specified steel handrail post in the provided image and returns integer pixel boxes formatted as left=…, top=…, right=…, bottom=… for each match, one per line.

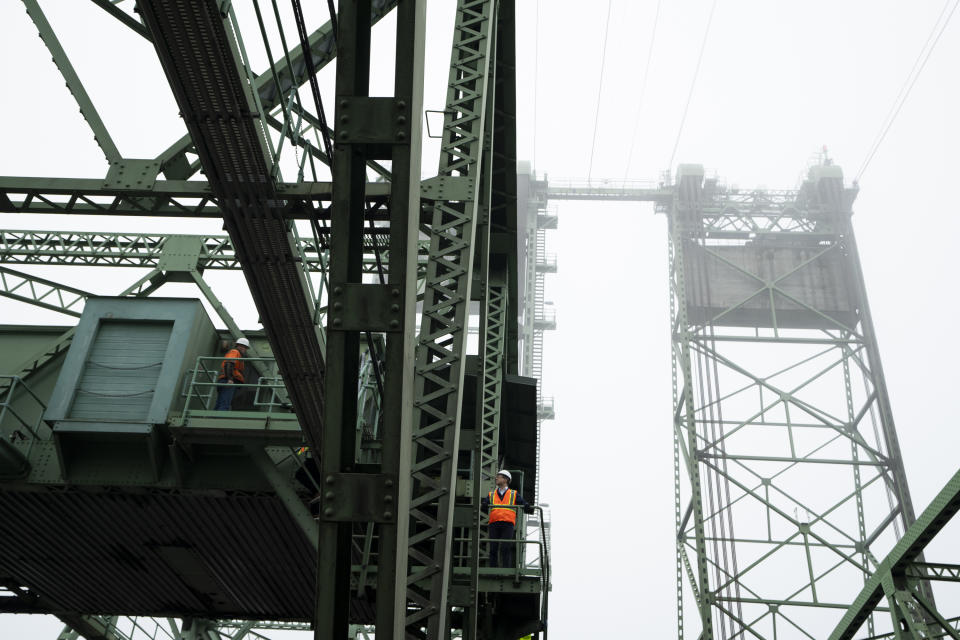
left=187, top=357, right=201, bottom=410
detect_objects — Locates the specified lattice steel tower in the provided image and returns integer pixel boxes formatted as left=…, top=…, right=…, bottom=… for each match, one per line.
left=668, top=163, right=921, bottom=639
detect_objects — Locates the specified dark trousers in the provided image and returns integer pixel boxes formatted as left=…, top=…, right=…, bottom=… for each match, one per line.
left=488, top=521, right=516, bottom=568
left=214, top=379, right=236, bottom=410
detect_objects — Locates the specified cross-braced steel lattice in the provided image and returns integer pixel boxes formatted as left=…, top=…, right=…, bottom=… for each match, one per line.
left=669, top=164, right=923, bottom=639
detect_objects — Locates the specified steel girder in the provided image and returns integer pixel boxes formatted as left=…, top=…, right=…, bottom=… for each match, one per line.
left=668, top=166, right=922, bottom=640
left=0, top=229, right=428, bottom=278
left=404, top=0, right=496, bottom=635
left=0, top=177, right=390, bottom=217
left=313, top=1, right=425, bottom=638
left=829, top=466, right=960, bottom=639
left=0, top=230, right=322, bottom=271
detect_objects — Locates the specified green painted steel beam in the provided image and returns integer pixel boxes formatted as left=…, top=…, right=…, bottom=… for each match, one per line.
left=0, top=266, right=87, bottom=317
left=0, top=177, right=390, bottom=217
left=405, top=0, right=496, bottom=635
left=829, top=466, right=960, bottom=640
left=22, top=0, right=121, bottom=164
left=0, top=229, right=426, bottom=275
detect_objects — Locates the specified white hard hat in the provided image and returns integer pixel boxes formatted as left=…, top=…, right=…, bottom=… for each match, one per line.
left=496, top=469, right=512, bottom=481
left=236, top=337, right=250, bottom=348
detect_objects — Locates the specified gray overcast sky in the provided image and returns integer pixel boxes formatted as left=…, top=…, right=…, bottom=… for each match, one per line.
left=2, top=1, right=960, bottom=638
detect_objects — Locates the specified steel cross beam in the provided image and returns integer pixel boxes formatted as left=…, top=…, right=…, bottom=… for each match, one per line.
left=404, top=0, right=496, bottom=635
left=0, top=230, right=323, bottom=270
left=0, top=228, right=428, bottom=277
left=0, top=177, right=389, bottom=218
left=313, top=1, right=425, bottom=638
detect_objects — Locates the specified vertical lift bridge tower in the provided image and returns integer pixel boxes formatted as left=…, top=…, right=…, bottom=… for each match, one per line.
left=545, top=164, right=960, bottom=638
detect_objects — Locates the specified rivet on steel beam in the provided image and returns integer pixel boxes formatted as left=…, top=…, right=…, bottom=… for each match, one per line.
left=391, top=289, right=400, bottom=297
left=340, top=100, right=348, bottom=108
left=333, top=301, right=342, bottom=310
left=397, top=115, right=407, bottom=125
left=333, top=318, right=342, bottom=326
left=397, top=100, right=406, bottom=109
left=385, top=479, right=394, bottom=487
left=390, top=304, right=399, bottom=312
left=324, top=491, right=335, bottom=500
left=340, top=115, right=349, bottom=124
left=339, top=131, right=349, bottom=140
left=384, top=511, right=393, bottom=519
left=390, top=319, right=399, bottom=328
left=324, top=507, right=334, bottom=517
left=325, top=475, right=336, bottom=484
left=333, top=286, right=342, bottom=294
left=384, top=495, right=393, bottom=504
left=396, top=131, right=406, bottom=140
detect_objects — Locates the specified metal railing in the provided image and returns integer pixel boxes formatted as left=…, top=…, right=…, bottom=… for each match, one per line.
left=449, top=504, right=551, bottom=635
left=184, top=356, right=290, bottom=413
left=0, top=375, right=48, bottom=456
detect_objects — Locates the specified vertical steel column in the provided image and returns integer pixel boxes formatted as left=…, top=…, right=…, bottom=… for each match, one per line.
left=316, top=1, right=425, bottom=638
left=490, top=0, right=519, bottom=378
left=381, top=1, right=426, bottom=635
left=669, top=179, right=715, bottom=640
left=405, top=1, right=496, bottom=636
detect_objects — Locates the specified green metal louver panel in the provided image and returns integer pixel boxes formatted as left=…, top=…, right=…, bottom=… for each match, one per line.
left=69, top=322, right=172, bottom=422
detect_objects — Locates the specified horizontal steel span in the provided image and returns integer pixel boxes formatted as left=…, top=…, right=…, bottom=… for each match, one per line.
left=0, top=177, right=389, bottom=218
left=545, top=179, right=671, bottom=201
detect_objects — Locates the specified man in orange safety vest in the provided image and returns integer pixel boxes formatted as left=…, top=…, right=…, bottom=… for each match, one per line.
left=481, top=469, right=532, bottom=568
left=214, top=337, right=249, bottom=411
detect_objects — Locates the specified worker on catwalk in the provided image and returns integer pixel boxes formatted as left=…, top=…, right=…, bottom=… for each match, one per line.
left=481, top=469, right=534, bottom=568
left=214, top=337, right=249, bottom=410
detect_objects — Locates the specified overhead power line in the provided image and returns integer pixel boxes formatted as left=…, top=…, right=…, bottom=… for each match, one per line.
left=856, top=0, right=959, bottom=182
left=587, top=0, right=613, bottom=182
left=622, top=0, right=663, bottom=183
left=667, top=0, right=718, bottom=173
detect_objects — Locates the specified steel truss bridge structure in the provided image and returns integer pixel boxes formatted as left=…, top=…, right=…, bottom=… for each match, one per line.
left=544, top=169, right=960, bottom=639
left=0, top=1, right=551, bottom=639
left=1, top=2, right=958, bottom=640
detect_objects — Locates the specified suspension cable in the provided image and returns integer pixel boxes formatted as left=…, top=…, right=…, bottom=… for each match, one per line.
left=291, top=0, right=335, bottom=166
left=622, top=0, right=662, bottom=184
left=667, top=0, right=718, bottom=173
left=586, top=0, right=613, bottom=182
left=855, top=0, right=959, bottom=182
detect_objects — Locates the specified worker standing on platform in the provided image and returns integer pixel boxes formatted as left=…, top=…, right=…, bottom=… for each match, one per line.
left=482, top=469, right=532, bottom=568
left=214, top=337, right=249, bottom=411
